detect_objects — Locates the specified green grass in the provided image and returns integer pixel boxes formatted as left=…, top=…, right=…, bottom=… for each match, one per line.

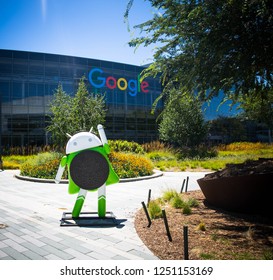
left=151, top=143, right=273, bottom=171
left=148, top=200, right=163, bottom=219
left=147, top=151, right=177, bottom=161
left=200, top=252, right=216, bottom=260
left=170, top=195, right=185, bottom=209
left=232, top=252, right=257, bottom=260
left=182, top=203, right=192, bottom=215
left=263, top=250, right=273, bottom=260
left=162, top=188, right=180, bottom=202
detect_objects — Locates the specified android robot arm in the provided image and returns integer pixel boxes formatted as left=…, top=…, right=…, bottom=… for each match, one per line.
left=98, top=124, right=110, bottom=154
left=54, top=156, right=67, bottom=184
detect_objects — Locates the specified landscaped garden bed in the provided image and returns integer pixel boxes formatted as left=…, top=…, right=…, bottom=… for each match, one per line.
left=134, top=190, right=273, bottom=260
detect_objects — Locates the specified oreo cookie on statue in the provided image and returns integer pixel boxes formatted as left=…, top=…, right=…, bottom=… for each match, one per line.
left=70, top=150, right=109, bottom=190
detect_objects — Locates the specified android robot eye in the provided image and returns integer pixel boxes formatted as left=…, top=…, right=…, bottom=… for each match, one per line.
left=70, top=150, right=109, bottom=190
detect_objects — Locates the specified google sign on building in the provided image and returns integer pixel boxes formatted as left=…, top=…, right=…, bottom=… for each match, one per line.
left=88, top=67, right=149, bottom=97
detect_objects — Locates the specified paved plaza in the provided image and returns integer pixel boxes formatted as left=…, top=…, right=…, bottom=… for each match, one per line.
left=0, top=169, right=207, bottom=260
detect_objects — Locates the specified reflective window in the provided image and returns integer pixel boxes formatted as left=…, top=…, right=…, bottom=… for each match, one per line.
left=0, top=50, right=12, bottom=58
left=13, top=51, right=28, bottom=59
left=60, top=56, right=73, bottom=64
left=13, top=60, right=28, bottom=74
left=116, top=90, right=125, bottom=104
left=60, top=66, right=73, bottom=77
left=29, top=52, right=44, bottom=61
left=101, top=61, right=113, bottom=68
left=0, top=58, right=12, bottom=74
left=12, top=82, right=25, bottom=100
left=0, top=81, right=10, bottom=102
left=88, top=59, right=100, bottom=67
left=29, top=61, right=44, bottom=76
left=45, top=65, right=59, bottom=77
left=73, top=57, right=87, bottom=65
left=45, top=53, right=59, bottom=62
left=62, top=83, right=74, bottom=94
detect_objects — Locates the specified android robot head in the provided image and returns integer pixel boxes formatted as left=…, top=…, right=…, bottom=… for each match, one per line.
left=65, top=130, right=102, bottom=154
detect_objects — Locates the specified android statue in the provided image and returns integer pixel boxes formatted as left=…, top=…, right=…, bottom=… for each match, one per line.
left=55, top=124, right=119, bottom=219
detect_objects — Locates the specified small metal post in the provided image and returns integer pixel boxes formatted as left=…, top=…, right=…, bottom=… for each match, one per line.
left=180, top=179, right=186, bottom=193
left=183, top=226, right=189, bottom=260
left=141, top=201, right=152, bottom=227
left=162, top=209, right=172, bottom=241
left=185, top=176, right=189, bottom=192
left=147, top=189, right=151, bottom=207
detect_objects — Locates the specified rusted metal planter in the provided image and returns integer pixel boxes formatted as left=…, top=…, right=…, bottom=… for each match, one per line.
left=197, top=173, right=273, bottom=216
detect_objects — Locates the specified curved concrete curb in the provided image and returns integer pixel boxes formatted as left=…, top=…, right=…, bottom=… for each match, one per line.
left=14, top=169, right=163, bottom=184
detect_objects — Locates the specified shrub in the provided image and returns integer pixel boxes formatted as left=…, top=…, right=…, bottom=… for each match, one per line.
left=196, top=222, right=206, bottom=231
left=142, top=141, right=172, bottom=153
left=148, top=200, right=162, bottom=219
left=1, top=161, right=20, bottom=169
left=20, top=151, right=153, bottom=180
left=20, top=152, right=64, bottom=179
left=108, top=140, right=144, bottom=154
left=170, top=195, right=185, bottom=209
left=108, top=151, right=153, bottom=178
left=182, top=203, right=192, bottom=215
left=218, top=142, right=273, bottom=151
left=162, top=189, right=179, bottom=202
left=2, top=155, right=32, bottom=169
left=177, top=145, right=218, bottom=159
left=187, top=197, right=199, bottom=207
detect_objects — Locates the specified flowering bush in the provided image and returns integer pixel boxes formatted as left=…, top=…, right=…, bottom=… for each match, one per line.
left=109, top=152, right=153, bottom=178
left=20, top=152, right=65, bottom=179
left=108, top=140, right=144, bottom=154
left=20, top=151, right=153, bottom=179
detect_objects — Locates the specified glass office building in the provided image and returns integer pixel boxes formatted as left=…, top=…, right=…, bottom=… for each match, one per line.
left=0, top=49, right=163, bottom=149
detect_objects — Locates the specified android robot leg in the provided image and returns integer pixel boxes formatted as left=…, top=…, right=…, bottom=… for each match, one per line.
left=98, top=184, right=106, bottom=218
left=72, top=188, right=87, bottom=218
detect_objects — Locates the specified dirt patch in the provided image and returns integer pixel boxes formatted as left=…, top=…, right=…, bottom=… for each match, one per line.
left=204, top=158, right=273, bottom=179
left=134, top=190, right=273, bottom=260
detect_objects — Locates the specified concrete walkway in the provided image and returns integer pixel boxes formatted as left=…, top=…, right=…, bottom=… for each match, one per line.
left=0, top=170, right=208, bottom=260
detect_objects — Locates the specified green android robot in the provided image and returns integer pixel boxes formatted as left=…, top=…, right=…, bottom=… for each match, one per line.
left=55, top=124, right=119, bottom=218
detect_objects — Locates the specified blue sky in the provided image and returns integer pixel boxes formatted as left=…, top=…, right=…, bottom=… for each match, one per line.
left=0, top=0, right=158, bottom=65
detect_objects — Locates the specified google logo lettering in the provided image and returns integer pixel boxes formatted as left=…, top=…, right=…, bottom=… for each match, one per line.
left=88, top=68, right=149, bottom=97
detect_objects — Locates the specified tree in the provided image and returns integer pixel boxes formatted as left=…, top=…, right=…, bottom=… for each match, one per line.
left=125, top=0, right=273, bottom=104
left=208, top=116, right=247, bottom=143
left=70, top=77, right=106, bottom=132
left=47, top=83, right=73, bottom=146
left=47, top=77, right=106, bottom=147
left=238, top=90, right=273, bottom=142
left=158, top=90, right=208, bottom=147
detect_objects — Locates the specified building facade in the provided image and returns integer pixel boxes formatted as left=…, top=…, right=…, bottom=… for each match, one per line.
left=0, top=50, right=163, bottom=149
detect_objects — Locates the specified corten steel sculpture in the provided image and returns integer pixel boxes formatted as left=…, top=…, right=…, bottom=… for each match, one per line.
left=55, top=124, right=119, bottom=218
